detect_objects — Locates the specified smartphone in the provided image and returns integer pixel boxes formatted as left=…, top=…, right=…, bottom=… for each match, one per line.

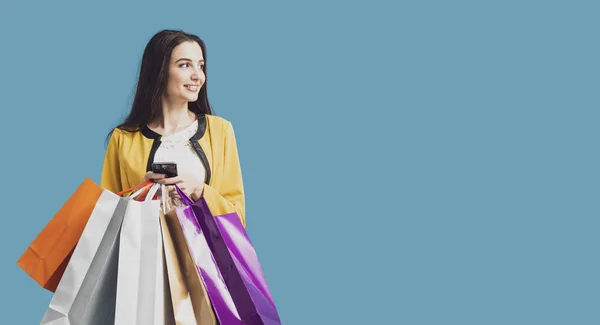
left=152, top=162, right=178, bottom=178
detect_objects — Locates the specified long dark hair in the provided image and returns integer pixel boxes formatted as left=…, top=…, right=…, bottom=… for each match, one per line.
left=107, top=29, right=214, bottom=141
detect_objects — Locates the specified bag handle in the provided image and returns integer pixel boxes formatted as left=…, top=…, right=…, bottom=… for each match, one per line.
left=129, top=183, right=152, bottom=200
left=144, top=183, right=160, bottom=202
left=128, top=182, right=161, bottom=201
left=160, top=184, right=168, bottom=213
left=116, top=180, right=153, bottom=197
left=174, top=184, right=195, bottom=206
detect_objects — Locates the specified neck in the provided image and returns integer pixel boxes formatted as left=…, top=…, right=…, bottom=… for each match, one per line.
left=150, top=98, right=195, bottom=134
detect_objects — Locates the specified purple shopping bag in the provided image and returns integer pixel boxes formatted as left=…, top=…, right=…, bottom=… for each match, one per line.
left=173, top=200, right=243, bottom=325
left=175, top=186, right=282, bottom=325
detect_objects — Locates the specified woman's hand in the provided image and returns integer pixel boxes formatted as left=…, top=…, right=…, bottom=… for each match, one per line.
left=155, top=173, right=205, bottom=201
left=144, top=171, right=166, bottom=182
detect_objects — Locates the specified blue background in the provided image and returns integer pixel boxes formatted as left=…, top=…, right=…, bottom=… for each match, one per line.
left=1, top=1, right=598, bottom=324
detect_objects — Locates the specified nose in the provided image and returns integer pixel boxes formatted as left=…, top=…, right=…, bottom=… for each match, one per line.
left=191, top=65, right=203, bottom=80
left=191, top=69, right=199, bottom=81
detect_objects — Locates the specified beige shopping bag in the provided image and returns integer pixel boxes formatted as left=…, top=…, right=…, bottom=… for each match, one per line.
left=160, top=186, right=216, bottom=325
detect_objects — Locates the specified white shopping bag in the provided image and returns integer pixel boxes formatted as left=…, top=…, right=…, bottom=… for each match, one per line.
left=115, top=183, right=172, bottom=325
left=40, top=189, right=128, bottom=325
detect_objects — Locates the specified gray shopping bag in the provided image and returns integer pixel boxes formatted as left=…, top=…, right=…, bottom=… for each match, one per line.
left=40, top=190, right=128, bottom=325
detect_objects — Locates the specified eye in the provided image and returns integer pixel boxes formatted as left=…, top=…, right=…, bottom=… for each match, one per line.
left=179, top=62, right=191, bottom=68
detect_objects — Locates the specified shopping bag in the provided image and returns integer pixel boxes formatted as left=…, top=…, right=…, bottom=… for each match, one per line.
left=17, top=178, right=103, bottom=292
left=173, top=195, right=243, bottom=324
left=40, top=181, right=154, bottom=324
left=213, top=212, right=280, bottom=322
left=115, top=183, right=169, bottom=325
left=161, top=205, right=217, bottom=325
left=162, top=235, right=177, bottom=325
left=176, top=186, right=282, bottom=325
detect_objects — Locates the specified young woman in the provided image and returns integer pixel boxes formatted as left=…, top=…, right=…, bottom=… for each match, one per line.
left=101, top=29, right=245, bottom=226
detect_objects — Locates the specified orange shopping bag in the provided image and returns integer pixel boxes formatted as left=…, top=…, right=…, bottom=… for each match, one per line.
left=17, top=178, right=152, bottom=292
left=17, top=178, right=103, bottom=292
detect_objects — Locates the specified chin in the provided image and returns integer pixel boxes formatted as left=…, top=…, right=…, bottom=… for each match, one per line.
left=180, top=93, right=198, bottom=101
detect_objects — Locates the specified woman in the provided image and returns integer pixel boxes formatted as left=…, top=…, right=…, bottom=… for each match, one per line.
left=101, top=29, right=246, bottom=226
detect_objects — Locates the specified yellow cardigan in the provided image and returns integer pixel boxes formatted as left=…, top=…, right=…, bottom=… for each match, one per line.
left=100, top=114, right=246, bottom=227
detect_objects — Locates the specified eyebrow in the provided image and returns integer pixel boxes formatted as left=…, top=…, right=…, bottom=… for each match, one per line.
left=175, top=58, right=205, bottom=63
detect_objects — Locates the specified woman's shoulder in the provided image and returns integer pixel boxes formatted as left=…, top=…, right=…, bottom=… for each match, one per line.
left=205, top=114, right=234, bottom=130
left=110, top=127, right=136, bottom=138
left=108, top=126, right=147, bottom=145
left=205, top=114, right=230, bottom=124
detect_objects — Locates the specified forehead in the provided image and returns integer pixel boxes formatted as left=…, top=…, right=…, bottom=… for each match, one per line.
left=171, top=41, right=204, bottom=61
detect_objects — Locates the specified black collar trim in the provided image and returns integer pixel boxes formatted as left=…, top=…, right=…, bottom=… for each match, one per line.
left=143, top=114, right=211, bottom=184
left=141, top=114, right=207, bottom=140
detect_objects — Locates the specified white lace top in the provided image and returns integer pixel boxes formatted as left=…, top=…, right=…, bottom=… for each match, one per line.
left=153, top=119, right=206, bottom=184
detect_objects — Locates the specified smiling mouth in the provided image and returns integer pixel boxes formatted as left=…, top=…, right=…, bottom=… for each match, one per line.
left=184, top=85, right=200, bottom=91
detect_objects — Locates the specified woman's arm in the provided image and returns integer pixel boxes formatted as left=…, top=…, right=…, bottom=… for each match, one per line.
left=195, top=121, right=246, bottom=227
left=100, top=129, right=123, bottom=193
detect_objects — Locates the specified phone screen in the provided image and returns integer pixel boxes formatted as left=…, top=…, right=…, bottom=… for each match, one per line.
left=152, top=162, right=178, bottom=178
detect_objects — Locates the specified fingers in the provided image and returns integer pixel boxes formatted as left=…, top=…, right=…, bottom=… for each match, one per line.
left=168, top=184, right=192, bottom=198
left=168, top=184, right=178, bottom=193
left=169, top=185, right=187, bottom=194
left=155, top=176, right=182, bottom=185
left=144, top=171, right=166, bottom=181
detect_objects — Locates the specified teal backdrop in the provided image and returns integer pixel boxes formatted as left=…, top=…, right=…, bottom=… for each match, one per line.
left=0, top=1, right=598, bottom=324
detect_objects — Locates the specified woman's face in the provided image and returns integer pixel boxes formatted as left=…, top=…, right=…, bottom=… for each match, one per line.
left=164, top=41, right=205, bottom=104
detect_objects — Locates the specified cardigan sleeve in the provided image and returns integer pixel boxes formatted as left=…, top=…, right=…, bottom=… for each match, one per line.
left=100, top=129, right=123, bottom=193
left=202, top=121, right=246, bottom=227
